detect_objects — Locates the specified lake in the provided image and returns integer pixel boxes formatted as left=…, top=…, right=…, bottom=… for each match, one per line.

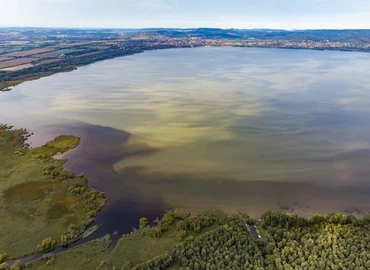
left=1, top=47, right=370, bottom=238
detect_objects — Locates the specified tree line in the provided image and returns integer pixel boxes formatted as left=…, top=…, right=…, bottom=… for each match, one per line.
left=134, top=210, right=370, bottom=270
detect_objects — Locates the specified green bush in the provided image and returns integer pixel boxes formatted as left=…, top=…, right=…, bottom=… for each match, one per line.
left=36, top=238, right=57, bottom=253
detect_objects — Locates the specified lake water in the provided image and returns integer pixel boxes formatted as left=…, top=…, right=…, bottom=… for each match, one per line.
left=2, top=47, right=370, bottom=238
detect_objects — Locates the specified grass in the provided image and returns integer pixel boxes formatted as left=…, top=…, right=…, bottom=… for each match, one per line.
left=31, top=135, right=80, bottom=158
left=25, top=209, right=226, bottom=269
left=110, top=228, right=178, bottom=267
left=55, top=49, right=84, bottom=55
left=3, top=181, right=56, bottom=201
left=27, top=237, right=112, bottom=270
left=25, top=227, right=181, bottom=269
left=256, top=222, right=267, bottom=239
left=0, top=80, right=23, bottom=91
left=0, top=124, right=105, bottom=259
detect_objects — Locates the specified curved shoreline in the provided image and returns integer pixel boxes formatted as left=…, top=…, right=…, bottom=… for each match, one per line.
left=0, top=125, right=106, bottom=264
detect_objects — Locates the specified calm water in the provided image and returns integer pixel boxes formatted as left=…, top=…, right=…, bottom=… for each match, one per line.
left=2, top=47, right=370, bottom=237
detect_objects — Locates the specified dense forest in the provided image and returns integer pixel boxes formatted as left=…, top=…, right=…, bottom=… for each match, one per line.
left=133, top=210, right=370, bottom=270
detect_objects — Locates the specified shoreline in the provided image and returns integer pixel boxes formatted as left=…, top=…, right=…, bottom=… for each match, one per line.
left=2, top=44, right=370, bottom=92
left=3, top=122, right=370, bottom=267
left=0, top=125, right=106, bottom=262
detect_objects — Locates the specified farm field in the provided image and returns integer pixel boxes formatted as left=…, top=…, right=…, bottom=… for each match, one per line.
left=75, top=51, right=101, bottom=58
left=4, top=48, right=55, bottom=57
left=58, top=41, right=97, bottom=47
left=34, top=59, right=64, bottom=66
left=0, top=63, right=34, bottom=71
left=0, top=57, right=35, bottom=69
left=0, top=35, right=144, bottom=91
left=34, top=49, right=84, bottom=58
left=0, top=56, right=12, bottom=62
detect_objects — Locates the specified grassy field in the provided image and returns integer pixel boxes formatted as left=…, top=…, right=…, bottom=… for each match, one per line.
left=110, top=227, right=179, bottom=267
left=26, top=237, right=112, bottom=270
left=0, top=125, right=105, bottom=259
left=27, top=231, right=179, bottom=270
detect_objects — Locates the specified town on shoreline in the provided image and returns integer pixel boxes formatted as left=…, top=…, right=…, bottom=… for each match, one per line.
left=1, top=27, right=370, bottom=91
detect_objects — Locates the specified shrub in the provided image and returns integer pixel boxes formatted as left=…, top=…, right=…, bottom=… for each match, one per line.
left=0, top=253, right=7, bottom=264
left=36, top=237, right=57, bottom=253
left=176, top=230, right=187, bottom=241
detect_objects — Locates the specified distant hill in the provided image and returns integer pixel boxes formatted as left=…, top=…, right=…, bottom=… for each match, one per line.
left=137, top=28, right=370, bottom=42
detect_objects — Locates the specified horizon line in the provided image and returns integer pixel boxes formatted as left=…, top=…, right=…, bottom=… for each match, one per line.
left=1, top=26, right=370, bottom=31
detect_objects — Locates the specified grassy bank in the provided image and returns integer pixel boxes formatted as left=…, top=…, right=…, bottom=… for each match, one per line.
left=26, top=209, right=227, bottom=269
left=0, top=124, right=105, bottom=260
left=24, top=209, right=370, bottom=270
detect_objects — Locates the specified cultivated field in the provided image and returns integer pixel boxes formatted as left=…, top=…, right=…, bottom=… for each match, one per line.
left=76, top=51, right=101, bottom=58
left=0, top=58, right=35, bottom=69
left=4, top=48, right=55, bottom=57
left=0, top=63, right=34, bottom=71
left=58, top=41, right=98, bottom=48
left=34, top=59, right=64, bottom=66
left=34, top=49, right=82, bottom=59
left=0, top=56, right=12, bottom=62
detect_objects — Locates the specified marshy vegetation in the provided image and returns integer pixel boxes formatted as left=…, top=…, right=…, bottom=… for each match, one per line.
left=0, top=124, right=105, bottom=261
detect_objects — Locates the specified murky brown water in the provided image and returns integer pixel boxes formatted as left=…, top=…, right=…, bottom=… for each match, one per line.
left=1, top=48, right=370, bottom=235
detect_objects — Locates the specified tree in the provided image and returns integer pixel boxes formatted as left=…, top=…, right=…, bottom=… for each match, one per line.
left=152, top=226, right=163, bottom=238
left=177, top=230, right=187, bottom=241
left=0, top=253, right=7, bottom=264
left=139, top=217, right=149, bottom=229
left=176, top=220, right=186, bottom=231
left=10, top=260, right=22, bottom=270
left=36, top=237, right=57, bottom=253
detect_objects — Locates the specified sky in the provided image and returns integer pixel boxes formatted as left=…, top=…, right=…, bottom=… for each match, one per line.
left=1, top=0, right=370, bottom=29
